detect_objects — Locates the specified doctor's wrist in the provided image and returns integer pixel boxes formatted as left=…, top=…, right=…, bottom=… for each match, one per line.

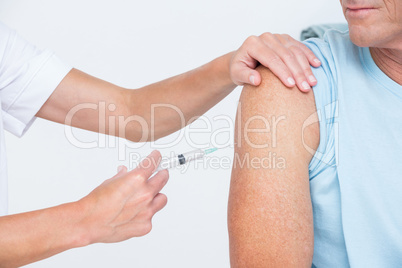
left=209, top=52, right=237, bottom=94
left=64, top=200, right=93, bottom=249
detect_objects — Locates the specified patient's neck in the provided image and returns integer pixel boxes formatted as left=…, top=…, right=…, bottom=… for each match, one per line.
left=370, top=48, right=402, bottom=85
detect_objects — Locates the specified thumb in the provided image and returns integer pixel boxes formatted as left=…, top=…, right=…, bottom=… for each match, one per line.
left=100, top=165, right=128, bottom=185
left=233, top=66, right=261, bottom=86
left=117, top=165, right=128, bottom=174
left=247, top=69, right=262, bottom=86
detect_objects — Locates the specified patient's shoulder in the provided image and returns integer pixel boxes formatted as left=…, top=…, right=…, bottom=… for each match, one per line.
left=249, top=65, right=317, bottom=109
left=239, top=65, right=320, bottom=164
left=241, top=65, right=318, bottom=120
left=303, top=30, right=357, bottom=105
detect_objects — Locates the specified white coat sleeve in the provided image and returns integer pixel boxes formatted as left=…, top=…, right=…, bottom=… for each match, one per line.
left=0, top=22, right=72, bottom=137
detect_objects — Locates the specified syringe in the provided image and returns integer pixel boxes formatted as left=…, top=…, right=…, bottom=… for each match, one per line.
left=155, top=148, right=218, bottom=172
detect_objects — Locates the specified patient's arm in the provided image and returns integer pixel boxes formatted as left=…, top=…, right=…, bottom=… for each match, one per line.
left=228, top=66, right=320, bottom=267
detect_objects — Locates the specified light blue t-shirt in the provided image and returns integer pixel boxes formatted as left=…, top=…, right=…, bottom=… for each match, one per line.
left=305, top=30, right=402, bottom=267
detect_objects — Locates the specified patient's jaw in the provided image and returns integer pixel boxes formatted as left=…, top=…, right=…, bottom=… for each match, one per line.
left=341, top=0, right=402, bottom=85
left=340, top=0, right=402, bottom=49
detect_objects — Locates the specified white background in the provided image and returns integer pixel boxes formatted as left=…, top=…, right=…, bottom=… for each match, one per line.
left=0, top=0, right=345, bottom=267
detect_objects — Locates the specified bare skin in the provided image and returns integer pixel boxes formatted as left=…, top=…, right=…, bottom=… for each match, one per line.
left=229, top=0, right=402, bottom=266
left=0, top=151, right=168, bottom=268
left=0, top=32, right=320, bottom=267
left=370, top=48, right=402, bottom=85
left=228, top=66, right=319, bottom=267
left=38, top=35, right=321, bottom=143
left=341, top=0, right=402, bottom=84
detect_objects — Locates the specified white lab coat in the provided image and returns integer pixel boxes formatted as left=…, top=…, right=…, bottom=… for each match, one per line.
left=0, top=21, right=71, bottom=215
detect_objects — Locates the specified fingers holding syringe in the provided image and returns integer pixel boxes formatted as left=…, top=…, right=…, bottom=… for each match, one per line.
left=121, top=150, right=168, bottom=205
left=120, top=168, right=168, bottom=237
left=108, top=166, right=168, bottom=230
left=147, top=169, right=169, bottom=196
left=122, top=151, right=168, bottom=211
left=130, top=150, right=162, bottom=181
left=117, top=192, right=168, bottom=238
left=126, top=151, right=168, bottom=214
left=150, top=193, right=168, bottom=214
left=118, top=150, right=162, bottom=193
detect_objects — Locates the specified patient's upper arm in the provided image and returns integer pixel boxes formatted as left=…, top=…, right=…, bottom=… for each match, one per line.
left=228, top=66, right=320, bottom=267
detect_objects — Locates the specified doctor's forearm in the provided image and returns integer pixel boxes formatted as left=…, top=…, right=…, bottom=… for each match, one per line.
left=0, top=154, right=168, bottom=267
left=37, top=53, right=235, bottom=142
left=37, top=34, right=321, bottom=140
left=0, top=202, right=88, bottom=268
left=126, top=52, right=236, bottom=141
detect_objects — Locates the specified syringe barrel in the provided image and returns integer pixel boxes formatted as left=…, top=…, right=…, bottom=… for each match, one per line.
left=156, top=149, right=205, bottom=172
left=181, top=149, right=205, bottom=163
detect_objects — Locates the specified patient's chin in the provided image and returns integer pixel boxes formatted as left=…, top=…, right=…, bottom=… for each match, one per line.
left=348, top=25, right=392, bottom=48
left=349, top=29, right=374, bottom=48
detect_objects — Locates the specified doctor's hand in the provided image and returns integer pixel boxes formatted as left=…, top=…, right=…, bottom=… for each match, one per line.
left=230, top=33, right=321, bottom=92
left=78, top=150, right=168, bottom=244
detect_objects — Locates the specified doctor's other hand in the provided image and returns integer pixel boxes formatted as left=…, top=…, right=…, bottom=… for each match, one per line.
left=230, top=33, right=321, bottom=92
left=77, top=150, right=168, bottom=244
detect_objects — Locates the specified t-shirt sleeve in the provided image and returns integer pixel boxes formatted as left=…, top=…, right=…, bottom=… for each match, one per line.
left=0, top=22, right=72, bottom=137
left=303, top=37, right=339, bottom=179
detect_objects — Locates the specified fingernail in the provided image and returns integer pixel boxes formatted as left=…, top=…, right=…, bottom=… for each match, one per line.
left=314, top=58, right=321, bottom=64
left=308, top=75, right=317, bottom=83
left=117, top=165, right=123, bottom=173
left=287, top=77, right=296, bottom=86
left=249, top=75, right=255, bottom=85
left=302, top=81, right=311, bottom=90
